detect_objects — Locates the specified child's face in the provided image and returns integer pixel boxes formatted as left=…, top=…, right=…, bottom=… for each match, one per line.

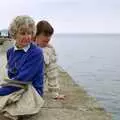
left=15, top=25, right=33, bottom=48
left=35, top=34, right=51, bottom=48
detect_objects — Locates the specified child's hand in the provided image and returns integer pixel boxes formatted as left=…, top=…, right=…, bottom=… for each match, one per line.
left=54, top=94, right=65, bottom=100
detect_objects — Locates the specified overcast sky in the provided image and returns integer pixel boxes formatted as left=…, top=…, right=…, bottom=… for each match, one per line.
left=0, top=0, right=120, bottom=33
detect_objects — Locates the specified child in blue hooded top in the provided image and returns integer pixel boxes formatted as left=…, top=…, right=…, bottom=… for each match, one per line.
left=0, top=15, right=44, bottom=120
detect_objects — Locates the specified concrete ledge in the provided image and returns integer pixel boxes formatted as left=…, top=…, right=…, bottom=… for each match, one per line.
left=27, top=67, right=111, bottom=120
left=0, top=38, right=11, bottom=44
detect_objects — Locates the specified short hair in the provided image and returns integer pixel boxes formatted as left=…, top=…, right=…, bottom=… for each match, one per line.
left=9, top=15, right=35, bottom=39
left=36, top=20, right=54, bottom=37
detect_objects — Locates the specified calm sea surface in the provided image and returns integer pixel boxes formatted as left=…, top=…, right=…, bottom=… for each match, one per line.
left=52, top=34, right=120, bottom=120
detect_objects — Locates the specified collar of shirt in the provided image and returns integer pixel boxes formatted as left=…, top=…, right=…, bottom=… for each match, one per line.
left=13, top=41, right=30, bottom=52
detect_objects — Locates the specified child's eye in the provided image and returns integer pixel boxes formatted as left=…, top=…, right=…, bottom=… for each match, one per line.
left=27, top=31, right=32, bottom=35
left=19, top=31, right=32, bottom=35
left=20, top=32, right=26, bottom=35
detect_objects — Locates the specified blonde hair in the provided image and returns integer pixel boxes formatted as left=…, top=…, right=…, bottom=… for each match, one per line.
left=9, top=15, right=35, bottom=39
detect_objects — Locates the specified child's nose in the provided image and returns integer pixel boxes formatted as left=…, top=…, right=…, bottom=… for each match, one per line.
left=24, top=34, right=30, bottom=39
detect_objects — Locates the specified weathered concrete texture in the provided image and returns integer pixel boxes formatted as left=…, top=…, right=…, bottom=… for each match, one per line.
left=0, top=38, right=10, bottom=45
left=0, top=40, right=13, bottom=53
left=26, top=67, right=111, bottom=120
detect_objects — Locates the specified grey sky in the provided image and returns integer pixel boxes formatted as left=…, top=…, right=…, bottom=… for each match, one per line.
left=0, top=0, right=120, bottom=33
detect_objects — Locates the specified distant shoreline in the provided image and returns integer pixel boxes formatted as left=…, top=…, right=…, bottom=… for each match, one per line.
left=54, top=33, right=120, bottom=36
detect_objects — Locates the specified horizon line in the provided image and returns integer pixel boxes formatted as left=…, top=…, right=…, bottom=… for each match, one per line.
left=54, top=33, right=120, bottom=35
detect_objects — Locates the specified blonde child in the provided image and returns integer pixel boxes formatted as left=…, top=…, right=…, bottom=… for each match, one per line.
left=0, top=15, right=44, bottom=120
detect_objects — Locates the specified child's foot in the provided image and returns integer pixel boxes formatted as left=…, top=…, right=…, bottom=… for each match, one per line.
left=54, top=94, right=65, bottom=100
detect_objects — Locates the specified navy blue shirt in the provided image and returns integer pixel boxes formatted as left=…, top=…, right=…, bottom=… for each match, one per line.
left=0, top=43, right=44, bottom=96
